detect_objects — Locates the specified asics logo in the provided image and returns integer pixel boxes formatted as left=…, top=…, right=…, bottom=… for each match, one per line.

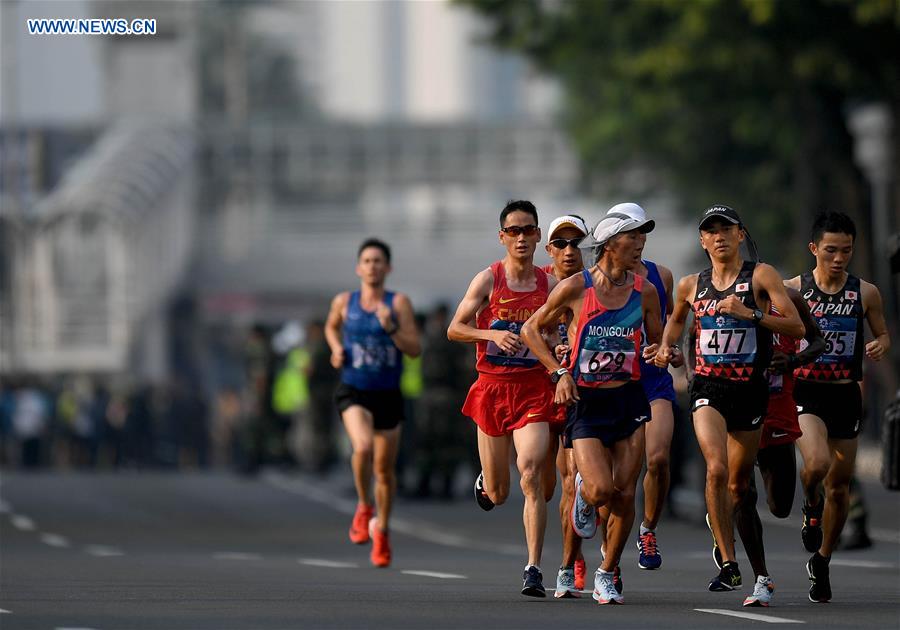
left=498, top=296, right=523, bottom=304
left=751, top=416, right=763, bottom=425
left=796, top=405, right=804, bottom=413
left=804, top=289, right=814, bottom=299
left=854, top=419, right=860, bottom=432
left=697, top=288, right=709, bottom=298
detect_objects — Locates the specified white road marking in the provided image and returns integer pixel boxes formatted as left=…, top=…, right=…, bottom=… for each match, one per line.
left=10, top=515, right=35, bottom=531
left=401, top=570, right=466, bottom=579
left=85, top=545, right=124, bottom=557
left=0, top=608, right=10, bottom=613
left=40, top=533, right=70, bottom=548
left=298, top=558, right=359, bottom=569
left=264, top=472, right=525, bottom=557
left=829, top=558, right=895, bottom=569
left=695, top=608, right=804, bottom=623
left=212, top=552, right=262, bottom=561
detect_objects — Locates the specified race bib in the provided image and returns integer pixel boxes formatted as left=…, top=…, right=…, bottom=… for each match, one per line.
left=698, top=316, right=757, bottom=364
left=351, top=341, right=398, bottom=371
left=485, top=320, right=537, bottom=367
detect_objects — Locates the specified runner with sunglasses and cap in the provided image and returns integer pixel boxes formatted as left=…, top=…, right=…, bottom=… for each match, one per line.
left=325, top=238, right=422, bottom=568
left=539, top=214, right=590, bottom=598
left=785, top=211, right=890, bottom=603
left=521, top=211, right=662, bottom=605
left=448, top=200, right=559, bottom=598
left=654, top=205, right=804, bottom=600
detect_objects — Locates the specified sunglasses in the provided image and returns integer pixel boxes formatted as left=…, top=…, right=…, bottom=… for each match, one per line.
left=500, top=224, right=538, bottom=237
left=549, top=237, right=584, bottom=250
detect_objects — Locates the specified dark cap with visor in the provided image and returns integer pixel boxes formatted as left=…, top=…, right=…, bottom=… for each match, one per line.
left=699, top=205, right=742, bottom=230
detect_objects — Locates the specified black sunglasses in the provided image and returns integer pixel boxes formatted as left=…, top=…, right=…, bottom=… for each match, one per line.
left=549, top=236, right=585, bottom=250
left=500, top=224, right=538, bottom=237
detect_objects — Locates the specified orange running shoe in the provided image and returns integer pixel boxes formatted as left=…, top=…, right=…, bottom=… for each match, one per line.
left=369, top=518, right=391, bottom=568
left=349, top=504, right=374, bottom=544
left=574, top=558, right=586, bottom=591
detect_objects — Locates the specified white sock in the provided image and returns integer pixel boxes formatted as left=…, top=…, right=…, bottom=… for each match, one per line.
left=598, top=568, right=614, bottom=576
left=525, top=564, right=541, bottom=572
left=640, top=524, right=653, bottom=536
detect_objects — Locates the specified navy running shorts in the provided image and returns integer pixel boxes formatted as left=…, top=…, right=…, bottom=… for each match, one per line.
left=641, top=370, right=676, bottom=404
left=566, top=381, right=651, bottom=448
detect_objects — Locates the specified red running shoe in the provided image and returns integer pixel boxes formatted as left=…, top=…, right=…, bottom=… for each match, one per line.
left=369, top=518, right=391, bottom=568
left=349, top=504, right=374, bottom=544
left=574, top=558, right=586, bottom=591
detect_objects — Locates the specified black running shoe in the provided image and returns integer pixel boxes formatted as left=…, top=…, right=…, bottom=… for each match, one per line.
left=522, top=565, right=546, bottom=597
left=801, top=493, right=824, bottom=553
left=708, top=561, right=742, bottom=592
left=807, top=553, right=831, bottom=603
left=474, top=471, right=495, bottom=511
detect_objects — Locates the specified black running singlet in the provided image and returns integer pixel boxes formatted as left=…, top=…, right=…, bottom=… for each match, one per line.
left=794, top=272, right=864, bottom=382
left=692, top=261, right=772, bottom=382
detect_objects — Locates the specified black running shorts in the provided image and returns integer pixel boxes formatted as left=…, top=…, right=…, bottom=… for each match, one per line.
left=793, top=379, right=862, bottom=440
left=690, top=375, right=768, bottom=433
left=334, top=383, right=404, bottom=431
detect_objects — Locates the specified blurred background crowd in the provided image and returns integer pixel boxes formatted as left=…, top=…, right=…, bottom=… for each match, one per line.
left=1, top=1, right=897, bottom=506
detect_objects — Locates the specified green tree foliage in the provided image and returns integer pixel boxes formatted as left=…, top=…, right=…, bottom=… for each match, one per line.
left=460, top=0, right=900, bottom=269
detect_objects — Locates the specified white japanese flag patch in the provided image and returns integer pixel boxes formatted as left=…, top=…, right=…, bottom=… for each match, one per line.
left=736, top=282, right=749, bottom=293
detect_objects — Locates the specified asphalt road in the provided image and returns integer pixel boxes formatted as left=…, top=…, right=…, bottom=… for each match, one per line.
left=1, top=469, right=898, bottom=629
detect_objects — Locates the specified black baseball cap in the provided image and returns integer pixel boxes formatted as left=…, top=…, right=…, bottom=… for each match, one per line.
left=699, top=205, right=742, bottom=230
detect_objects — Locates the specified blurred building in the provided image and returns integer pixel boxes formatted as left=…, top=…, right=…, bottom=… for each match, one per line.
left=0, top=0, right=693, bottom=382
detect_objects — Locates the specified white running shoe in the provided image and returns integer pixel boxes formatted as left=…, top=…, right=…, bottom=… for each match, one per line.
left=592, top=569, right=623, bottom=605
left=743, top=575, right=775, bottom=607
left=571, top=473, right=597, bottom=539
left=554, top=567, right=580, bottom=599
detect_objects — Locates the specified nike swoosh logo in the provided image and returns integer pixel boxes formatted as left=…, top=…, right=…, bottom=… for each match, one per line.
left=498, top=297, right=523, bottom=304
left=771, top=431, right=788, bottom=438
left=527, top=412, right=542, bottom=418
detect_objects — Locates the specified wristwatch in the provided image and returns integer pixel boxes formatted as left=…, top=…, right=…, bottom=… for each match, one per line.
left=550, top=367, right=569, bottom=384
left=751, top=309, right=764, bottom=323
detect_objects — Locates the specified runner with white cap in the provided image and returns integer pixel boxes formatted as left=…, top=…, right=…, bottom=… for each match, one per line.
left=592, top=203, right=677, bottom=572
left=539, top=214, right=589, bottom=598
left=521, top=212, right=662, bottom=605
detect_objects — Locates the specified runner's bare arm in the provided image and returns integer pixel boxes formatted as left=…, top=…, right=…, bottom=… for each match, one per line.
left=861, top=280, right=890, bottom=361
left=655, top=274, right=696, bottom=367
left=771, top=288, right=826, bottom=374
left=717, top=264, right=804, bottom=337
left=522, top=276, right=584, bottom=405
left=325, top=292, right=350, bottom=369
left=757, top=264, right=805, bottom=338
left=386, top=293, right=422, bottom=358
left=641, top=280, right=663, bottom=359
left=521, top=275, right=583, bottom=374
left=447, top=268, right=517, bottom=351
left=658, top=263, right=675, bottom=317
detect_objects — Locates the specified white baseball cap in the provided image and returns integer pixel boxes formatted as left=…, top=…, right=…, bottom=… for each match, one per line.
left=547, top=214, right=589, bottom=243
left=592, top=202, right=655, bottom=245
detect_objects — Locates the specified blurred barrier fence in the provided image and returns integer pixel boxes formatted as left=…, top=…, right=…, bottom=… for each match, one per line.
left=0, top=121, right=194, bottom=376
